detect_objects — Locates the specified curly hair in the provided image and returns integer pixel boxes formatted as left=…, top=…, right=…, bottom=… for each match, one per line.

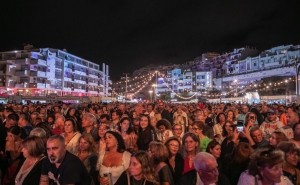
left=216, top=112, right=226, bottom=123
left=248, top=149, right=284, bottom=180
left=131, top=151, right=159, bottom=185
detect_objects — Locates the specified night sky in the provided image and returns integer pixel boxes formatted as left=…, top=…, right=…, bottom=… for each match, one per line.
left=1, top=0, right=300, bottom=81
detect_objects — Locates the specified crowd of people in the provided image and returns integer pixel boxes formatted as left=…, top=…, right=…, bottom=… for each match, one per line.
left=0, top=101, right=299, bottom=185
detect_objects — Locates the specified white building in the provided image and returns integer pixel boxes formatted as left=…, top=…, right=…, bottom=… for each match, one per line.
left=0, top=45, right=111, bottom=97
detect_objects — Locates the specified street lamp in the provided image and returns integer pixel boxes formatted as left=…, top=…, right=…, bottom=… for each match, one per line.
left=149, top=90, right=153, bottom=102
left=152, top=84, right=157, bottom=101
left=234, top=79, right=238, bottom=97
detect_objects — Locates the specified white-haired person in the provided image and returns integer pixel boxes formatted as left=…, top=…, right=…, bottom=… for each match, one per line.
left=177, top=152, right=230, bottom=185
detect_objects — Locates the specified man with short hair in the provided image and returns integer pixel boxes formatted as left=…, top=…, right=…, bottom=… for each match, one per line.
left=259, top=109, right=284, bottom=140
left=99, top=114, right=110, bottom=126
left=178, top=152, right=230, bottom=185
left=278, top=111, right=299, bottom=139
left=158, top=102, right=172, bottom=123
left=5, top=112, right=19, bottom=128
left=244, top=126, right=268, bottom=149
left=82, top=113, right=99, bottom=142
left=61, top=103, right=69, bottom=116
left=193, top=152, right=231, bottom=185
left=236, top=104, right=249, bottom=122
left=18, top=112, right=33, bottom=137
left=145, top=104, right=155, bottom=117
left=40, top=135, right=91, bottom=185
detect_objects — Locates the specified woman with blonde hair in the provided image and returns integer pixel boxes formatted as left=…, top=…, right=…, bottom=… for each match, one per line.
left=77, top=134, right=98, bottom=184
left=147, top=141, right=174, bottom=185
left=115, top=151, right=159, bottom=185
left=173, top=114, right=186, bottom=136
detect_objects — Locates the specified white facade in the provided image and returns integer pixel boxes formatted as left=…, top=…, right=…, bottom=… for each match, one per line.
left=0, top=45, right=111, bottom=97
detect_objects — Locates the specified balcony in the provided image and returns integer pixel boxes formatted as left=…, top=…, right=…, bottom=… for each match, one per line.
left=30, top=59, right=47, bottom=66
left=30, top=71, right=46, bottom=77
left=15, top=70, right=29, bottom=76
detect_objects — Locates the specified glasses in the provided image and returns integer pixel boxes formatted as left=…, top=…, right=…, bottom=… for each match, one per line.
left=192, top=127, right=200, bottom=131
left=169, top=144, right=179, bottom=148
left=199, top=167, right=218, bottom=175
left=287, top=151, right=299, bottom=158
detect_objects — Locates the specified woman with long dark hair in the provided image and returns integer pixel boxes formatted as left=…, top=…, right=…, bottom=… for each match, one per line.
left=96, top=131, right=131, bottom=185
left=137, top=114, right=157, bottom=151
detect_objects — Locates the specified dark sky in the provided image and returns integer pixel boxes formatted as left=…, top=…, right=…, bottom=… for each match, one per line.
left=1, top=0, right=300, bottom=81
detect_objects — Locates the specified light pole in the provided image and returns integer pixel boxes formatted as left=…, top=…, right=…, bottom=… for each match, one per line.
left=234, top=79, right=238, bottom=97
left=149, top=90, right=153, bottom=102
left=152, top=84, right=157, bottom=101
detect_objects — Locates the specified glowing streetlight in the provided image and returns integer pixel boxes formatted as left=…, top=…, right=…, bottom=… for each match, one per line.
left=149, top=90, right=153, bottom=102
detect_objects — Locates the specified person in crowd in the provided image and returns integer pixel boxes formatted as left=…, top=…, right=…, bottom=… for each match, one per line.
left=206, top=140, right=222, bottom=172
left=145, top=104, right=155, bottom=117
left=226, top=109, right=237, bottom=124
left=132, top=116, right=140, bottom=135
left=243, top=126, right=269, bottom=149
left=46, top=114, right=55, bottom=129
left=13, top=136, right=46, bottom=185
left=18, top=112, right=33, bottom=137
left=277, top=141, right=300, bottom=184
left=150, top=116, right=158, bottom=130
left=237, top=148, right=292, bottom=185
left=237, top=104, right=249, bottom=122
left=82, top=113, right=100, bottom=142
left=279, top=105, right=287, bottom=126
left=99, top=114, right=110, bottom=126
left=30, top=112, right=40, bottom=127
left=220, top=124, right=240, bottom=162
left=203, top=108, right=214, bottom=128
left=51, top=115, right=65, bottom=135
left=97, top=131, right=131, bottom=185
left=66, top=107, right=77, bottom=123
left=2, top=126, right=24, bottom=185
left=250, top=107, right=264, bottom=125
left=260, top=109, right=285, bottom=140
left=290, top=122, right=300, bottom=148
left=61, top=118, right=81, bottom=155
left=223, top=142, right=252, bottom=185
left=129, top=110, right=137, bottom=121
left=97, top=123, right=108, bottom=154
left=244, top=112, right=257, bottom=131
left=269, top=130, right=288, bottom=149
left=118, top=117, right=137, bottom=152
left=110, top=110, right=122, bottom=130
left=193, top=152, right=231, bottom=185
left=39, top=135, right=91, bottom=185
left=156, top=119, right=173, bottom=143
left=158, top=102, right=173, bottom=124
left=279, top=110, right=300, bottom=139
left=195, top=113, right=214, bottom=139
left=191, top=121, right=211, bottom=152
left=137, top=114, right=157, bottom=151
left=115, top=150, right=159, bottom=185
left=179, top=132, right=201, bottom=175
left=148, top=141, right=174, bottom=185
left=5, top=113, right=19, bottom=129
left=213, top=112, right=226, bottom=144
left=164, top=137, right=184, bottom=184
left=77, top=134, right=98, bottom=185
left=172, top=123, right=183, bottom=144
left=173, top=113, right=187, bottom=135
